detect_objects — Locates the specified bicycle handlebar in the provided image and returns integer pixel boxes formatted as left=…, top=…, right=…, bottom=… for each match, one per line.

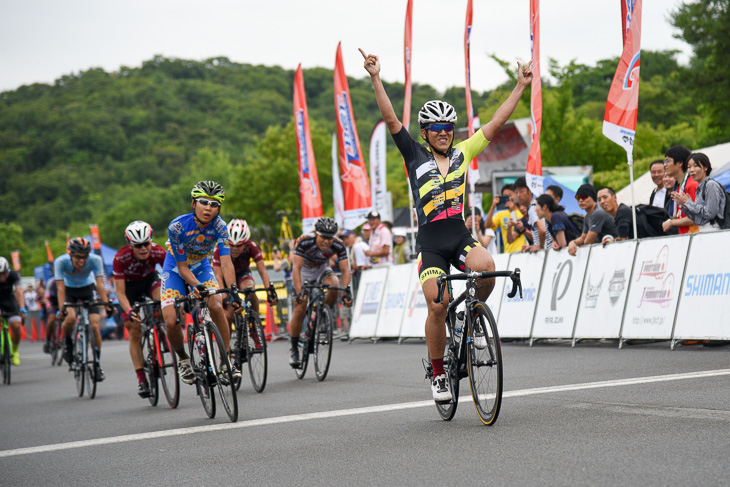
left=433, top=268, right=522, bottom=304
left=131, top=299, right=161, bottom=313
left=174, top=285, right=241, bottom=306
left=62, top=300, right=114, bottom=309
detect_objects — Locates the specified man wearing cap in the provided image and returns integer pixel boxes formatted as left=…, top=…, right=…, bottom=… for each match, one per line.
left=568, top=184, right=619, bottom=256
left=364, top=211, right=392, bottom=266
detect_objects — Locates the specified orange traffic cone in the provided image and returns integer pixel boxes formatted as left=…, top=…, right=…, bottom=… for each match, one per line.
left=20, top=322, right=28, bottom=341
left=123, top=326, right=129, bottom=340
left=31, top=318, right=39, bottom=341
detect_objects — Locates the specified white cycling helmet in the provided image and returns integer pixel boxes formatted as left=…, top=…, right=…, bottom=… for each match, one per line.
left=227, top=219, right=250, bottom=245
left=418, top=100, right=458, bottom=126
left=0, top=256, right=9, bottom=273
left=125, top=221, right=153, bottom=245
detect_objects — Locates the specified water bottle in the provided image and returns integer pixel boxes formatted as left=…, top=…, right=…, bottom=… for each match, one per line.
left=453, top=311, right=465, bottom=345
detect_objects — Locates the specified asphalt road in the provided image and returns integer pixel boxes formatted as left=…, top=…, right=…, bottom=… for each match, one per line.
left=1, top=337, right=728, bottom=486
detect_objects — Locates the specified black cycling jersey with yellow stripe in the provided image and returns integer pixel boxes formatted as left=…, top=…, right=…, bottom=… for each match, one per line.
left=391, top=126, right=490, bottom=226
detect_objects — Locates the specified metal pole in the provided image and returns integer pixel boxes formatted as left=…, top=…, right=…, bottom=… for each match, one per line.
left=628, top=151, right=639, bottom=240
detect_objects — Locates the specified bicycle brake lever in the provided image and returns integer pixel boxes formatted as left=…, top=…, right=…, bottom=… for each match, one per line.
left=433, top=276, right=445, bottom=304
left=507, top=268, right=523, bottom=299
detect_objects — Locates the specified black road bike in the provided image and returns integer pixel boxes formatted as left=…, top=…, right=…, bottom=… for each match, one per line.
left=63, top=300, right=112, bottom=399
left=230, top=287, right=270, bottom=393
left=132, top=298, right=180, bottom=408
left=48, top=315, right=65, bottom=367
left=294, top=282, right=349, bottom=381
left=1, top=311, right=13, bottom=385
left=175, top=285, right=239, bottom=422
left=424, top=268, right=522, bottom=425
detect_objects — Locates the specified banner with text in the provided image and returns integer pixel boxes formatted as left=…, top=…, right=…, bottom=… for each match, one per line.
left=350, top=266, right=389, bottom=339
left=497, top=251, right=545, bottom=337
left=332, top=132, right=345, bottom=229
left=369, top=121, right=390, bottom=222
left=375, top=263, right=415, bottom=338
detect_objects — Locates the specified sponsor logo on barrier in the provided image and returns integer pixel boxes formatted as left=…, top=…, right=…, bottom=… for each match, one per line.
left=637, top=245, right=668, bottom=281
left=361, top=281, right=383, bottom=314
left=638, top=273, right=674, bottom=308
left=608, top=269, right=626, bottom=306
left=385, top=292, right=406, bottom=309
left=584, top=274, right=604, bottom=308
left=684, top=273, right=730, bottom=297
left=550, top=260, right=573, bottom=311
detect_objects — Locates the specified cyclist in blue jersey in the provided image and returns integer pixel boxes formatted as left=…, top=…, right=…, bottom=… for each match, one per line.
left=361, top=48, right=531, bottom=402
left=56, top=238, right=114, bottom=379
left=160, top=181, right=242, bottom=385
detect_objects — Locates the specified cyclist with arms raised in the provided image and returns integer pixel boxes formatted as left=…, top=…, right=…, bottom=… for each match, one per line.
left=360, top=48, right=531, bottom=402
left=160, top=181, right=241, bottom=385
left=56, top=238, right=114, bottom=380
left=113, top=221, right=167, bottom=398
left=288, top=217, right=352, bottom=367
left=212, top=219, right=277, bottom=332
left=0, top=256, right=26, bottom=366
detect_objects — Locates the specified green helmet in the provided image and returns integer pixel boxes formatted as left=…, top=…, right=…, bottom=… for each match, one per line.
left=191, top=180, right=225, bottom=203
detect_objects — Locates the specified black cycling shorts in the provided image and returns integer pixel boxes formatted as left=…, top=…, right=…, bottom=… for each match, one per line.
left=65, top=284, right=99, bottom=314
left=0, top=295, right=20, bottom=318
left=125, top=271, right=161, bottom=306
left=416, top=219, right=482, bottom=285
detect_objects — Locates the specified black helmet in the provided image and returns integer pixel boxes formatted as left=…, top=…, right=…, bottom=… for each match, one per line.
left=191, top=180, right=225, bottom=203
left=314, top=217, right=338, bottom=238
left=68, top=237, right=91, bottom=255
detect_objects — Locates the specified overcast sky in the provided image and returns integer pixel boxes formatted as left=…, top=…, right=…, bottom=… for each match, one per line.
left=1, top=0, right=691, bottom=94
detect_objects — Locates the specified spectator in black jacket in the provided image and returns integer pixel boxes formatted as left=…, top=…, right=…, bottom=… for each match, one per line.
left=598, top=187, right=633, bottom=239
left=648, top=159, right=671, bottom=213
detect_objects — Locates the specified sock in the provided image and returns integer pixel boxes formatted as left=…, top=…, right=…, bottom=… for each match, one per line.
left=95, top=348, right=101, bottom=361
left=432, top=358, right=445, bottom=378
left=176, top=348, right=189, bottom=361
left=290, top=336, right=299, bottom=350
left=135, top=369, right=147, bottom=383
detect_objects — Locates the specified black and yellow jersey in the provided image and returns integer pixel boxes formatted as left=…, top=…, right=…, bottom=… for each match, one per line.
left=391, top=126, right=489, bottom=227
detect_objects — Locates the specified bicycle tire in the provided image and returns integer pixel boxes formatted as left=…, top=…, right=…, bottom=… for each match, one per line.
left=313, top=305, right=333, bottom=382
left=142, top=332, right=159, bottom=407
left=74, top=328, right=85, bottom=397
left=85, top=326, right=97, bottom=400
left=208, top=323, right=239, bottom=422
left=434, top=346, right=459, bottom=421
left=467, top=303, right=503, bottom=426
left=188, top=321, right=215, bottom=419
left=2, top=326, right=10, bottom=385
left=157, top=324, right=179, bottom=408
left=231, top=313, right=245, bottom=392
left=54, top=323, right=65, bottom=366
left=295, top=317, right=310, bottom=380
left=244, top=313, right=267, bottom=392
left=50, top=322, right=59, bottom=367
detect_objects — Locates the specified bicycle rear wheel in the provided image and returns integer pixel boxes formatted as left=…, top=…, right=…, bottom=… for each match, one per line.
left=156, top=324, right=179, bottom=408
left=85, top=327, right=97, bottom=400
left=74, top=330, right=85, bottom=397
left=188, top=322, right=215, bottom=418
left=142, top=332, right=159, bottom=407
left=313, top=305, right=333, bottom=381
left=2, top=326, right=10, bottom=385
left=54, top=323, right=65, bottom=366
left=50, top=323, right=59, bottom=366
left=467, top=303, right=503, bottom=426
left=434, top=347, right=459, bottom=421
left=295, top=332, right=310, bottom=380
left=244, top=313, right=267, bottom=392
left=208, top=324, right=238, bottom=423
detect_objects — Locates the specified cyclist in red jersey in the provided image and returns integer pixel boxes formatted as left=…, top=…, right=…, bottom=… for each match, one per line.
left=212, top=219, right=277, bottom=327
left=112, top=221, right=167, bottom=398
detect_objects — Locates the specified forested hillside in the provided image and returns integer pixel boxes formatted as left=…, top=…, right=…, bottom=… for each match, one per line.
left=2, top=0, right=727, bottom=269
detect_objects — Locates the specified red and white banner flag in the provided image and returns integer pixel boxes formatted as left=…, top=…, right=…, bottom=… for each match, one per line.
left=526, top=0, right=544, bottom=196
left=294, top=64, right=324, bottom=235
left=603, top=0, right=642, bottom=156
left=89, top=224, right=102, bottom=257
left=403, top=0, right=413, bottom=132
left=10, top=250, right=21, bottom=271
left=369, top=121, right=390, bottom=221
left=464, top=0, right=481, bottom=196
left=334, top=42, right=371, bottom=229
left=621, top=0, right=633, bottom=47
left=332, top=132, right=345, bottom=229
left=45, top=240, right=54, bottom=263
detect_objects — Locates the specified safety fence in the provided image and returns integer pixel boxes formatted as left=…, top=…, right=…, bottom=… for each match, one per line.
left=349, top=230, right=730, bottom=348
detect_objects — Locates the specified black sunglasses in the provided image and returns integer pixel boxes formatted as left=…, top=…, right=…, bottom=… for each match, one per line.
left=133, top=242, right=152, bottom=249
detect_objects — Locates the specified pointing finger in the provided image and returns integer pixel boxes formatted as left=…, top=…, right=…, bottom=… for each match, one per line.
left=358, top=48, right=368, bottom=60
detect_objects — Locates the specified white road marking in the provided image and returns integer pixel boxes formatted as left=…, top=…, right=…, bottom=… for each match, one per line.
left=1, top=368, right=728, bottom=458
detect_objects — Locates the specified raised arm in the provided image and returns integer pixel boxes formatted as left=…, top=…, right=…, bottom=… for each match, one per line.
left=360, top=49, right=403, bottom=135
left=480, top=62, right=532, bottom=142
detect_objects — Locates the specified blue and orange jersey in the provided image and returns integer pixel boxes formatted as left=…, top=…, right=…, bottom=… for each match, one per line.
left=163, top=213, right=230, bottom=271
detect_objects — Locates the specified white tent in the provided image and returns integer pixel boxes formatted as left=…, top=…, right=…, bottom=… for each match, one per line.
left=616, top=141, right=730, bottom=205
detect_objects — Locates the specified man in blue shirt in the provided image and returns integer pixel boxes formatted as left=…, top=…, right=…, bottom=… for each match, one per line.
left=56, top=237, right=114, bottom=379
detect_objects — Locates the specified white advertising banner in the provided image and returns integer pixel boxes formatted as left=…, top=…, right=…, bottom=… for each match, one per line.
left=496, top=250, right=545, bottom=337
left=487, top=253, right=511, bottom=322
left=621, top=235, right=690, bottom=340
left=400, top=265, right=427, bottom=338
left=350, top=267, right=389, bottom=339
left=531, top=247, right=590, bottom=339
left=574, top=240, right=638, bottom=339
left=673, top=232, right=730, bottom=340
left=375, top=263, right=414, bottom=338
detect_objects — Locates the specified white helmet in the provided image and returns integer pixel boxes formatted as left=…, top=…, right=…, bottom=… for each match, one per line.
left=0, top=256, right=9, bottom=273
left=227, top=219, right=250, bottom=245
left=418, top=100, right=458, bottom=126
left=125, top=221, right=153, bottom=245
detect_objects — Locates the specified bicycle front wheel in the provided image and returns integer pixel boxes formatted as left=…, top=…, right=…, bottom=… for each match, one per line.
left=74, top=330, right=85, bottom=397
left=231, top=314, right=245, bottom=392
left=2, top=326, right=10, bottom=385
left=142, top=332, right=159, bottom=407
left=85, top=327, right=97, bottom=400
left=188, top=322, right=215, bottom=418
left=434, top=347, right=459, bottom=421
left=208, top=324, right=238, bottom=423
left=157, top=324, right=179, bottom=408
left=50, top=323, right=59, bottom=366
left=467, top=303, right=503, bottom=426
left=244, top=313, right=267, bottom=392
left=54, top=324, right=65, bottom=366
left=313, top=306, right=333, bottom=382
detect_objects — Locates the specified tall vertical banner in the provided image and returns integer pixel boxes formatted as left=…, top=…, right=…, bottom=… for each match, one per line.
left=403, top=0, right=413, bottom=132
left=10, top=250, right=21, bottom=271
left=369, top=121, right=390, bottom=222
left=293, top=65, right=324, bottom=235
left=89, top=224, right=102, bottom=257
left=621, top=0, right=632, bottom=46
left=334, top=42, right=372, bottom=230
left=332, top=132, right=345, bottom=229
left=464, top=0, right=482, bottom=211
left=603, top=0, right=641, bottom=239
left=45, top=240, right=54, bottom=263
left=526, top=0, right=544, bottom=196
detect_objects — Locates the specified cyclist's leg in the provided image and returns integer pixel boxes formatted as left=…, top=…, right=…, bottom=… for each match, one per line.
left=239, top=273, right=257, bottom=314
left=288, top=291, right=308, bottom=366
left=160, top=271, right=187, bottom=358
left=460, top=241, right=496, bottom=301
left=321, top=271, right=340, bottom=308
left=197, top=267, right=231, bottom=351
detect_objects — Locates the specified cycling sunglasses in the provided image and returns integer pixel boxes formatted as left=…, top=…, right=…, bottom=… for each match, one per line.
left=427, top=123, right=455, bottom=133
left=133, top=242, right=152, bottom=249
left=196, top=198, right=221, bottom=208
